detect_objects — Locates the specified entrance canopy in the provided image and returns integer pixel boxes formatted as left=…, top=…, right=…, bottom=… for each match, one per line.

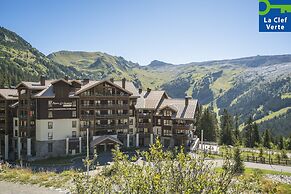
left=90, top=135, right=123, bottom=148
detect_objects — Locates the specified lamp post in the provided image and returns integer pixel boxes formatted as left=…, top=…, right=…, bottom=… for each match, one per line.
left=86, top=127, right=89, bottom=177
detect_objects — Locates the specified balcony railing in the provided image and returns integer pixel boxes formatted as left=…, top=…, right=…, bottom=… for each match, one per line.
left=173, top=124, right=193, bottom=130
left=80, top=104, right=129, bottom=108
left=137, top=113, right=152, bottom=117
left=82, top=93, right=129, bottom=97
left=80, top=115, right=95, bottom=119
left=96, top=124, right=116, bottom=129
left=95, top=113, right=129, bottom=118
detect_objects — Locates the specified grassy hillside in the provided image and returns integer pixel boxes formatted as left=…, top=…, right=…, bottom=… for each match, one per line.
left=48, top=51, right=139, bottom=80
left=0, top=27, right=82, bottom=87
left=1, top=26, right=291, bottom=136
left=48, top=51, right=291, bottom=136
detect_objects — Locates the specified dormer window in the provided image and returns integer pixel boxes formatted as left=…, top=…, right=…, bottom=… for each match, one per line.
left=164, top=110, right=172, bottom=116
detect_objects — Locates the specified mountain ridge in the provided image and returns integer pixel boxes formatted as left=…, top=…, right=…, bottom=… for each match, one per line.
left=1, top=26, right=290, bottom=136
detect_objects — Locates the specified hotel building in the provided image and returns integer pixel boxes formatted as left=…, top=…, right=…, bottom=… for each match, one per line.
left=0, top=76, right=199, bottom=160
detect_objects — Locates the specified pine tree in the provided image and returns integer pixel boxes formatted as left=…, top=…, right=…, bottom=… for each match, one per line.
left=252, top=122, right=260, bottom=146
left=220, top=109, right=234, bottom=145
left=232, top=147, right=244, bottom=174
left=198, top=108, right=218, bottom=142
left=234, top=114, right=240, bottom=144
left=195, top=104, right=203, bottom=138
left=278, top=136, right=284, bottom=150
left=263, top=129, right=271, bottom=149
left=286, top=136, right=291, bottom=150
left=244, top=117, right=253, bottom=148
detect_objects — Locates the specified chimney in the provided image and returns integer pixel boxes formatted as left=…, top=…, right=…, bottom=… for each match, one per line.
left=122, top=78, right=126, bottom=89
left=82, top=78, right=90, bottom=85
left=64, top=76, right=69, bottom=81
left=138, top=88, right=142, bottom=94
left=147, top=88, right=151, bottom=93
left=185, top=96, right=192, bottom=106
left=110, top=78, right=114, bottom=83
left=40, top=75, right=46, bottom=86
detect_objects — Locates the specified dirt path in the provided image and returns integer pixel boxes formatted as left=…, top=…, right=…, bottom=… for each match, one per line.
left=0, top=181, right=68, bottom=194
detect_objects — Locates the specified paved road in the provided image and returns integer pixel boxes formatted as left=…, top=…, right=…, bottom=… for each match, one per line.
left=211, top=159, right=291, bottom=173
left=0, top=181, right=67, bottom=194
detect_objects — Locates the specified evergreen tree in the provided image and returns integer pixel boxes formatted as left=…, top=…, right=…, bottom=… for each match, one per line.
left=244, top=117, right=253, bottom=148
left=278, top=136, right=284, bottom=150
left=286, top=136, right=291, bottom=150
left=232, top=147, right=244, bottom=174
left=198, top=108, right=218, bottom=142
left=252, top=123, right=260, bottom=146
left=234, top=114, right=240, bottom=144
left=195, top=104, right=203, bottom=138
left=263, top=129, right=271, bottom=149
left=220, top=109, right=234, bottom=145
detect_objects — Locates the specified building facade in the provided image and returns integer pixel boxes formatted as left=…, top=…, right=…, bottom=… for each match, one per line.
left=0, top=76, right=199, bottom=160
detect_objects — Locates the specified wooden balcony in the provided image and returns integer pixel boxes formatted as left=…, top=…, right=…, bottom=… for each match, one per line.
left=173, top=124, right=193, bottom=130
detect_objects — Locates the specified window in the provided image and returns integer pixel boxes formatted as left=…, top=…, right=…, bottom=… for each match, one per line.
left=72, top=131, right=77, bottom=137
left=129, top=119, right=133, bottom=125
left=48, top=143, right=53, bottom=152
left=72, top=111, right=76, bottom=118
left=72, top=121, right=77, bottom=128
left=157, top=119, right=161, bottom=125
left=48, top=100, right=53, bottom=108
left=164, top=129, right=172, bottom=136
left=14, top=130, right=18, bottom=137
left=48, top=111, right=53, bottom=118
left=30, top=120, right=35, bottom=126
left=48, top=132, right=53, bottom=140
left=14, top=120, right=18, bottom=127
left=72, top=100, right=77, bottom=107
left=164, top=110, right=172, bottom=116
left=164, top=120, right=172, bottom=126
left=48, top=122, right=53, bottom=129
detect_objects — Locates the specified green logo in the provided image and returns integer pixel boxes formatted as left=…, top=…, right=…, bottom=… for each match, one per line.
left=259, top=0, right=291, bottom=15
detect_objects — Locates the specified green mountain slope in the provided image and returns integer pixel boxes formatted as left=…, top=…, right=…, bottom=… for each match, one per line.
left=50, top=51, right=291, bottom=136
left=0, top=27, right=83, bottom=87
left=48, top=51, right=139, bottom=80
left=1, top=26, right=290, bottom=136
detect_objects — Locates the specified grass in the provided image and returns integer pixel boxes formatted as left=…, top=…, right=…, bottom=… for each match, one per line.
left=281, top=93, right=291, bottom=99
left=0, top=166, right=77, bottom=189
left=215, top=167, right=291, bottom=194
left=254, top=107, right=291, bottom=124
left=210, top=68, right=243, bottom=97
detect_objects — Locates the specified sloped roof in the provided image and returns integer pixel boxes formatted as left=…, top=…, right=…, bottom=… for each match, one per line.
left=16, top=80, right=53, bottom=90
left=0, top=89, right=18, bottom=100
left=90, top=135, right=123, bottom=147
left=51, top=78, right=72, bottom=85
left=135, top=90, right=168, bottom=109
left=158, top=98, right=198, bottom=119
left=75, top=80, right=133, bottom=95
left=114, top=81, right=139, bottom=97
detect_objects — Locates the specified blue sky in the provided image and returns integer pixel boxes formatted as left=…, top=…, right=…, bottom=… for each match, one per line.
left=1, top=0, right=291, bottom=65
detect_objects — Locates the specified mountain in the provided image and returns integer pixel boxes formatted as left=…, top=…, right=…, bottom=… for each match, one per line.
left=48, top=51, right=139, bottom=80
left=50, top=52, right=291, bottom=136
left=147, top=60, right=174, bottom=69
left=1, top=26, right=291, bottom=136
left=0, top=27, right=83, bottom=87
